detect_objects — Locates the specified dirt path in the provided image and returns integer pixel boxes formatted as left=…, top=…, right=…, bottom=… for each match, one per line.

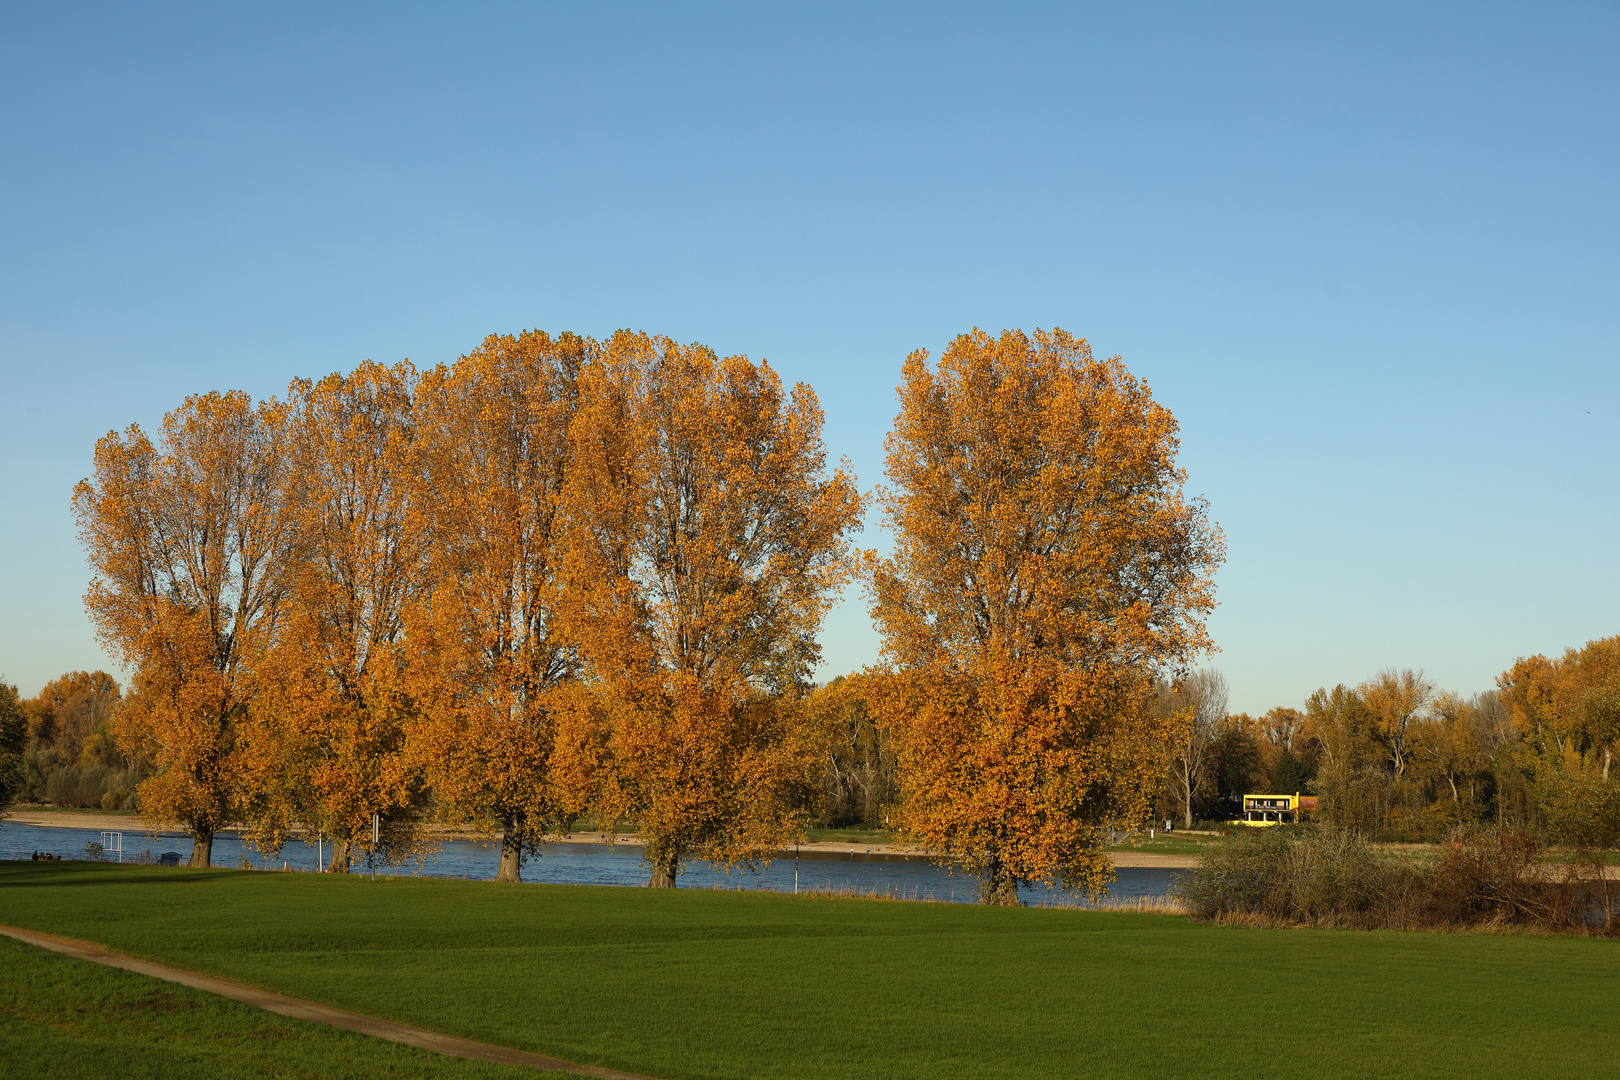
left=0, top=923, right=659, bottom=1079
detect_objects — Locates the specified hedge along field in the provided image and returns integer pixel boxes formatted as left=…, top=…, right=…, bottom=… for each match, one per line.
left=1, top=863, right=1617, bottom=1080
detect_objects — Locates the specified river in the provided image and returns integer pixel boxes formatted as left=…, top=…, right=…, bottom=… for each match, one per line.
left=0, top=820, right=1183, bottom=907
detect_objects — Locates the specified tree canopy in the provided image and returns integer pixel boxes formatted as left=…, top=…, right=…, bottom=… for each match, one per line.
left=866, top=327, right=1224, bottom=902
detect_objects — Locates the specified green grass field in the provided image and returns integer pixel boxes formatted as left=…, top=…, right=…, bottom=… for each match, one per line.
left=1, top=861, right=1616, bottom=1080
left=0, top=933, right=544, bottom=1079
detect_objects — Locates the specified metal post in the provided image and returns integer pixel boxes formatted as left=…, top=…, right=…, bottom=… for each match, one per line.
left=795, top=842, right=800, bottom=895
left=370, top=814, right=379, bottom=881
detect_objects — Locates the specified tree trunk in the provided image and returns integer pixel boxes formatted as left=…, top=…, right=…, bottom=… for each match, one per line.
left=189, top=830, right=213, bottom=868
left=1181, top=764, right=1194, bottom=829
left=981, top=857, right=1020, bottom=906
left=496, top=812, right=525, bottom=883
left=648, top=848, right=680, bottom=888
left=327, top=838, right=352, bottom=874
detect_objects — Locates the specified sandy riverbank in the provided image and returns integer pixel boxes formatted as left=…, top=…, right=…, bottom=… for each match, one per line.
left=4, top=808, right=1200, bottom=869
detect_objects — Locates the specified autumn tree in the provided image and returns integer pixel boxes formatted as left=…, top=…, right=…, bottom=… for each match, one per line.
left=74, top=392, right=295, bottom=866
left=20, top=671, right=137, bottom=808
left=1303, top=684, right=1388, bottom=831
left=1259, top=706, right=1305, bottom=754
left=241, top=362, right=429, bottom=872
left=562, top=331, right=863, bottom=887
left=1500, top=636, right=1620, bottom=779
left=866, top=328, right=1224, bottom=904
left=408, top=331, right=590, bottom=882
left=23, top=671, right=123, bottom=767
left=1160, top=669, right=1229, bottom=828
left=1360, top=668, right=1435, bottom=782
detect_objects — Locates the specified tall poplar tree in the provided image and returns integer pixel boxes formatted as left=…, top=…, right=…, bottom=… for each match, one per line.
left=867, top=328, right=1223, bottom=903
left=74, top=392, right=295, bottom=866
left=409, top=331, right=589, bottom=882
left=562, top=332, right=864, bottom=887
left=243, top=361, right=428, bottom=871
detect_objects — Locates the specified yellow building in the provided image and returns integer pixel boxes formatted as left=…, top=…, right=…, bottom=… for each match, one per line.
left=1236, top=792, right=1314, bottom=825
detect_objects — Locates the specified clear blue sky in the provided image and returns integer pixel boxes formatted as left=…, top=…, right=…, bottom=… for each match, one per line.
left=2, top=3, right=1615, bottom=713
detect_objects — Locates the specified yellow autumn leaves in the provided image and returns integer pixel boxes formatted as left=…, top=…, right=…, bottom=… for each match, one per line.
left=74, top=326, right=1222, bottom=898
left=865, top=328, right=1223, bottom=901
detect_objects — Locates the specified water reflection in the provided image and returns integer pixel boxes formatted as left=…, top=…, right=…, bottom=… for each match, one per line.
left=1, top=821, right=1180, bottom=907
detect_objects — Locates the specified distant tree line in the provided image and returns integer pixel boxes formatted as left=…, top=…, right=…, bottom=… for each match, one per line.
left=1148, top=636, right=1619, bottom=847
left=1, top=671, right=150, bottom=811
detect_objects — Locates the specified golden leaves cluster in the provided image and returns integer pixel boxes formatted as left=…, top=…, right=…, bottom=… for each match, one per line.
left=75, top=331, right=863, bottom=878
left=865, top=328, right=1223, bottom=901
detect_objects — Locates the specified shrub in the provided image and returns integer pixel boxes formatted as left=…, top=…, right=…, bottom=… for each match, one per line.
left=1174, top=823, right=1613, bottom=934
left=1173, top=825, right=1421, bottom=928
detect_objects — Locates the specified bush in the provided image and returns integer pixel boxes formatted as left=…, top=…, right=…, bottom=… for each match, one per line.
left=1173, top=825, right=1421, bottom=928
left=1174, top=823, right=1613, bottom=934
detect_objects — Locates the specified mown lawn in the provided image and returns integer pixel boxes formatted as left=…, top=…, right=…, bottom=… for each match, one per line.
left=0, top=933, right=545, bottom=1079
left=1, top=861, right=1616, bottom=1080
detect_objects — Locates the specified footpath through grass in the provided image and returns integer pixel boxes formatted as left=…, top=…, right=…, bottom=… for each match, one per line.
left=2, top=862, right=1617, bottom=1080
left=0, top=933, right=543, bottom=1080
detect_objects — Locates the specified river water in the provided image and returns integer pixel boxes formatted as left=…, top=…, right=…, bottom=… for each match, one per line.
left=0, top=820, right=1182, bottom=907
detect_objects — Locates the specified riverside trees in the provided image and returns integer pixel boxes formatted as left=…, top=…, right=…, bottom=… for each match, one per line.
left=243, top=362, right=429, bottom=872
left=409, top=331, right=589, bottom=882
left=74, top=392, right=296, bottom=866
left=75, top=329, right=863, bottom=883
left=865, top=328, right=1224, bottom=903
left=561, top=333, right=864, bottom=886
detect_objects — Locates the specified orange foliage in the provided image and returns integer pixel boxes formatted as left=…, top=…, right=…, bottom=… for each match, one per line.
left=866, top=328, right=1223, bottom=903
left=407, top=332, right=591, bottom=881
left=1500, top=635, right=1620, bottom=773
left=74, top=392, right=296, bottom=866
left=240, top=362, right=429, bottom=871
left=560, top=332, right=864, bottom=886
left=1357, top=668, right=1435, bottom=781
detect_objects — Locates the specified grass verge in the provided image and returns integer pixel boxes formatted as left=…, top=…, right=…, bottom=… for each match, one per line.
left=2, top=861, right=1617, bottom=1080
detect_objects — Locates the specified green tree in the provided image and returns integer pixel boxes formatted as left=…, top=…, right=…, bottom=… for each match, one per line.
left=1269, top=749, right=1314, bottom=796
left=0, top=680, right=25, bottom=818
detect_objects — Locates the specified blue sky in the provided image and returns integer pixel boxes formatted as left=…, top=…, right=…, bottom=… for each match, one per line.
left=2, top=3, right=1615, bottom=713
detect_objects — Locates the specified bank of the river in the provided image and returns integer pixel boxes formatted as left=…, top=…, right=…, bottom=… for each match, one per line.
left=2, top=807, right=1200, bottom=869
left=0, top=818, right=1189, bottom=906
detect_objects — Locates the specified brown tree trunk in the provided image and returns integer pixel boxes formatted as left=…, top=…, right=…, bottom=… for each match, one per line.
left=1180, top=762, right=1195, bottom=829
left=981, top=857, right=1020, bottom=906
left=648, top=848, right=680, bottom=888
left=189, top=830, right=213, bottom=868
left=496, top=812, right=524, bottom=883
left=327, top=838, right=352, bottom=874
